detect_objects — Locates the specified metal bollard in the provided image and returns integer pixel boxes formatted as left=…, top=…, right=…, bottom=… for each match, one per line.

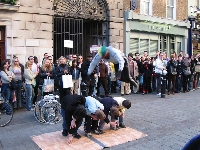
left=161, top=75, right=166, bottom=98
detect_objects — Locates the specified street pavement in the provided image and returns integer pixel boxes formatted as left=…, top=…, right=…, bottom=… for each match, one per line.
left=0, top=89, right=200, bottom=150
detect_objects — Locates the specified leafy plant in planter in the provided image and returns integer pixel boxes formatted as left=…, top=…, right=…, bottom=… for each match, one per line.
left=0, top=0, right=16, bottom=5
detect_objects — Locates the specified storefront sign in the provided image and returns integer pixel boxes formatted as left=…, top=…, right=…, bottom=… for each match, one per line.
left=148, top=25, right=171, bottom=32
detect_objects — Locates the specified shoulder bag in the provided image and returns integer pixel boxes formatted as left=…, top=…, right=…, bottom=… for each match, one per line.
left=4, top=71, right=17, bottom=90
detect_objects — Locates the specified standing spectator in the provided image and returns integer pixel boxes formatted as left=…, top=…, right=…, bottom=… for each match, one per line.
left=24, top=60, right=38, bottom=111
left=166, top=54, right=178, bottom=95
left=110, top=62, right=117, bottom=93
left=68, top=54, right=73, bottom=66
left=70, top=59, right=81, bottom=95
left=78, top=55, right=83, bottom=95
left=143, top=50, right=149, bottom=59
left=55, top=56, right=71, bottom=101
left=154, top=53, right=167, bottom=96
left=96, top=59, right=109, bottom=97
left=142, top=58, right=152, bottom=94
left=151, top=57, right=157, bottom=93
left=188, top=55, right=196, bottom=91
left=9, top=57, right=23, bottom=110
left=182, top=54, right=191, bottom=93
left=0, top=60, right=15, bottom=104
left=194, top=54, right=200, bottom=90
left=39, top=59, right=54, bottom=96
left=39, top=53, right=48, bottom=67
left=176, top=55, right=184, bottom=93
left=33, top=56, right=40, bottom=105
left=81, top=53, right=97, bottom=96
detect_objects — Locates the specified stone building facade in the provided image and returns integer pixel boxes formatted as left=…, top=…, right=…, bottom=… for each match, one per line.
left=0, top=0, right=191, bottom=64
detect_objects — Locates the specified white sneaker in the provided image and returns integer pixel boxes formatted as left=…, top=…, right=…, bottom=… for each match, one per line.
left=156, top=93, right=161, bottom=96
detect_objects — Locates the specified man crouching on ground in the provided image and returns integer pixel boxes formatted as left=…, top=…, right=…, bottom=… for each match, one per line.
left=61, top=94, right=87, bottom=144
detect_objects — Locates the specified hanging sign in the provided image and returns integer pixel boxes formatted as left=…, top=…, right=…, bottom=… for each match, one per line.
left=64, top=40, right=73, bottom=48
left=130, top=0, right=138, bottom=10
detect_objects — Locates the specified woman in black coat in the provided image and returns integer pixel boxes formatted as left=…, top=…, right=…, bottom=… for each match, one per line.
left=55, top=56, right=71, bottom=102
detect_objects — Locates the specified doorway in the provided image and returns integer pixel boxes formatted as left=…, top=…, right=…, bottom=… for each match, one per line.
left=0, top=26, right=5, bottom=64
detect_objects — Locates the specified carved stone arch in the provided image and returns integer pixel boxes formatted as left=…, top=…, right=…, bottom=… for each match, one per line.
left=50, top=0, right=109, bottom=21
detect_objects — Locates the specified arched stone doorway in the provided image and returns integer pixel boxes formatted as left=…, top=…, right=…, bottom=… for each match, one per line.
left=51, top=0, right=109, bottom=59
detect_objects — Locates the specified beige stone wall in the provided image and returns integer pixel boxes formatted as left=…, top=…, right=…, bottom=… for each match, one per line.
left=0, top=0, right=53, bottom=64
left=177, top=0, right=188, bottom=21
left=107, top=0, right=124, bottom=51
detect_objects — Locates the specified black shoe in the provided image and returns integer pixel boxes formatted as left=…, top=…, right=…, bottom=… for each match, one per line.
left=97, top=129, right=104, bottom=134
left=119, top=123, right=126, bottom=128
left=62, top=129, right=68, bottom=137
left=91, top=130, right=100, bottom=135
left=121, top=94, right=124, bottom=96
left=73, top=133, right=81, bottom=139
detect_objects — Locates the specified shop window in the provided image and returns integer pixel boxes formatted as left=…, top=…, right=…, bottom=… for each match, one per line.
left=169, top=36, right=175, bottom=54
left=159, top=35, right=167, bottom=52
left=150, top=40, right=158, bottom=57
left=140, top=0, right=152, bottom=15
left=140, top=39, right=149, bottom=54
left=177, top=42, right=181, bottom=53
left=167, top=0, right=176, bottom=20
left=130, top=38, right=139, bottom=55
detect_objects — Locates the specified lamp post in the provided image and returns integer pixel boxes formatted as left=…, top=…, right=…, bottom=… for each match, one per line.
left=188, top=16, right=196, bottom=57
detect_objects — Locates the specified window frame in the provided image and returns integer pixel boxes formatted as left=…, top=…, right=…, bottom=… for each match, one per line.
left=140, top=0, right=152, bottom=15
left=166, top=0, right=176, bottom=20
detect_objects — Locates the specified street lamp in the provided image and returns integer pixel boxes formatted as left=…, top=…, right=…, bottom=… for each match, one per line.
left=188, top=16, right=196, bottom=57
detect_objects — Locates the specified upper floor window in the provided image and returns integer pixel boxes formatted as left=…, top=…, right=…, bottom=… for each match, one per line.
left=140, top=0, right=152, bottom=15
left=167, top=0, right=176, bottom=20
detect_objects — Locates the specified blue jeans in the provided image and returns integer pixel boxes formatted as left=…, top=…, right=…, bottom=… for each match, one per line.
left=176, top=75, right=182, bottom=92
left=25, top=84, right=33, bottom=110
left=188, top=74, right=194, bottom=90
left=14, top=81, right=22, bottom=109
left=61, top=108, right=67, bottom=130
left=1, top=83, right=14, bottom=104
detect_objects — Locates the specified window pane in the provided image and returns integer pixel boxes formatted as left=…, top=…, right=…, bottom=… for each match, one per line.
left=167, top=0, right=174, bottom=6
left=177, top=42, right=181, bottom=53
left=140, top=39, right=149, bottom=53
left=144, top=2, right=149, bottom=14
left=130, top=38, right=139, bottom=55
left=167, top=7, right=173, bottom=19
left=150, top=40, right=158, bottom=57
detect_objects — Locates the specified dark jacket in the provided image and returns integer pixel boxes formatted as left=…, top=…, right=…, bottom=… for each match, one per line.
left=120, top=58, right=130, bottom=82
left=39, top=68, right=54, bottom=85
left=69, top=66, right=81, bottom=80
left=99, top=63, right=108, bottom=78
left=98, top=97, right=119, bottom=124
left=81, top=60, right=96, bottom=86
left=167, top=60, right=178, bottom=74
left=176, top=61, right=184, bottom=75
left=190, top=59, right=196, bottom=74
left=61, top=95, right=86, bottom=134
left=55, top=64, right=71, bottom=86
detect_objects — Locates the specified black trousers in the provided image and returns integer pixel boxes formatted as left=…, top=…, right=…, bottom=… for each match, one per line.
left=182, top=75, right=189, bottom=92
left=59, top=85, right=70, bottom=103
left=33, top=82, right=39, bottom=104
left=96, top=77, right=108, bottom=95
left=84, top=115, right=98, bottom=133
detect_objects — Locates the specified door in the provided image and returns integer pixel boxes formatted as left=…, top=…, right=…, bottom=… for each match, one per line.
left=0, top=26, right=5, bottom=64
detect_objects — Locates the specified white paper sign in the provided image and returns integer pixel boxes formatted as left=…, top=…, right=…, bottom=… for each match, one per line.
left=64, top=40, right=73, bottom=48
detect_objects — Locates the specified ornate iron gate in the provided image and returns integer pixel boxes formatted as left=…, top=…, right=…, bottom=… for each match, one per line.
left=52, top=0, right=109, bottom=59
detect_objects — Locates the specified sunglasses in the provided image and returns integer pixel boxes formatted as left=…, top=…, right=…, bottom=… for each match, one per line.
left=15, top=61, right=19, bottom=62
left=49, top=59, right=52, bottom=60
left=78, top=58, right=83, bottom=59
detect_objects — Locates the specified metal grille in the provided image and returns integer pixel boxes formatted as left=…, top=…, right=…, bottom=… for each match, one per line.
left=53, top=17, right=83, bottom=59
left=53, top=17, right=109, bottom=59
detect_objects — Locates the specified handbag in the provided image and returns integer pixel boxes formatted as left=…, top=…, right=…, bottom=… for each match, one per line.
left=62, top=75, right=73, bottom=88
left=4, top=71, right=17, bottom=90
left=42, top=77, right=54, bottom=92
left=183, top=67, right=191, bottom=76
left=195, top=64, right=200, bottom=73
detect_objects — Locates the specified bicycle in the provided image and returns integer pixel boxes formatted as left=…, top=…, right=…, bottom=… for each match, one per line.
left=0, top=98, right=13, bottom=127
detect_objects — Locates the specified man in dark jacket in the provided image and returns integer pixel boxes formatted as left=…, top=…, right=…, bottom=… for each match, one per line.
left=81, top=53, right=98, bottom=96
left=96, top=96, right=120, bottom=133
left=96, top=59, right=109, bottom=96
left=61, top=95, right=86, bottom=144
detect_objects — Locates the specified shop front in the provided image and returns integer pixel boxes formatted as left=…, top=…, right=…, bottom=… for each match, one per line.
left=124, top=11, right=190, bottom=57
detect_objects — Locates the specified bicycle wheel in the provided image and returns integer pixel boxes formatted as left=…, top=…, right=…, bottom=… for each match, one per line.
left=0, top=102, right=13, bottom=127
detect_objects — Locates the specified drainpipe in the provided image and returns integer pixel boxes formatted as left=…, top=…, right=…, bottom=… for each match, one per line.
left=188, top=16, right=196, bottom=57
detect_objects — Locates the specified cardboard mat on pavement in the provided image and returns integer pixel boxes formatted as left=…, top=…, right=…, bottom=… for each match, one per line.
left=31, top=124, right=147, bottom=150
